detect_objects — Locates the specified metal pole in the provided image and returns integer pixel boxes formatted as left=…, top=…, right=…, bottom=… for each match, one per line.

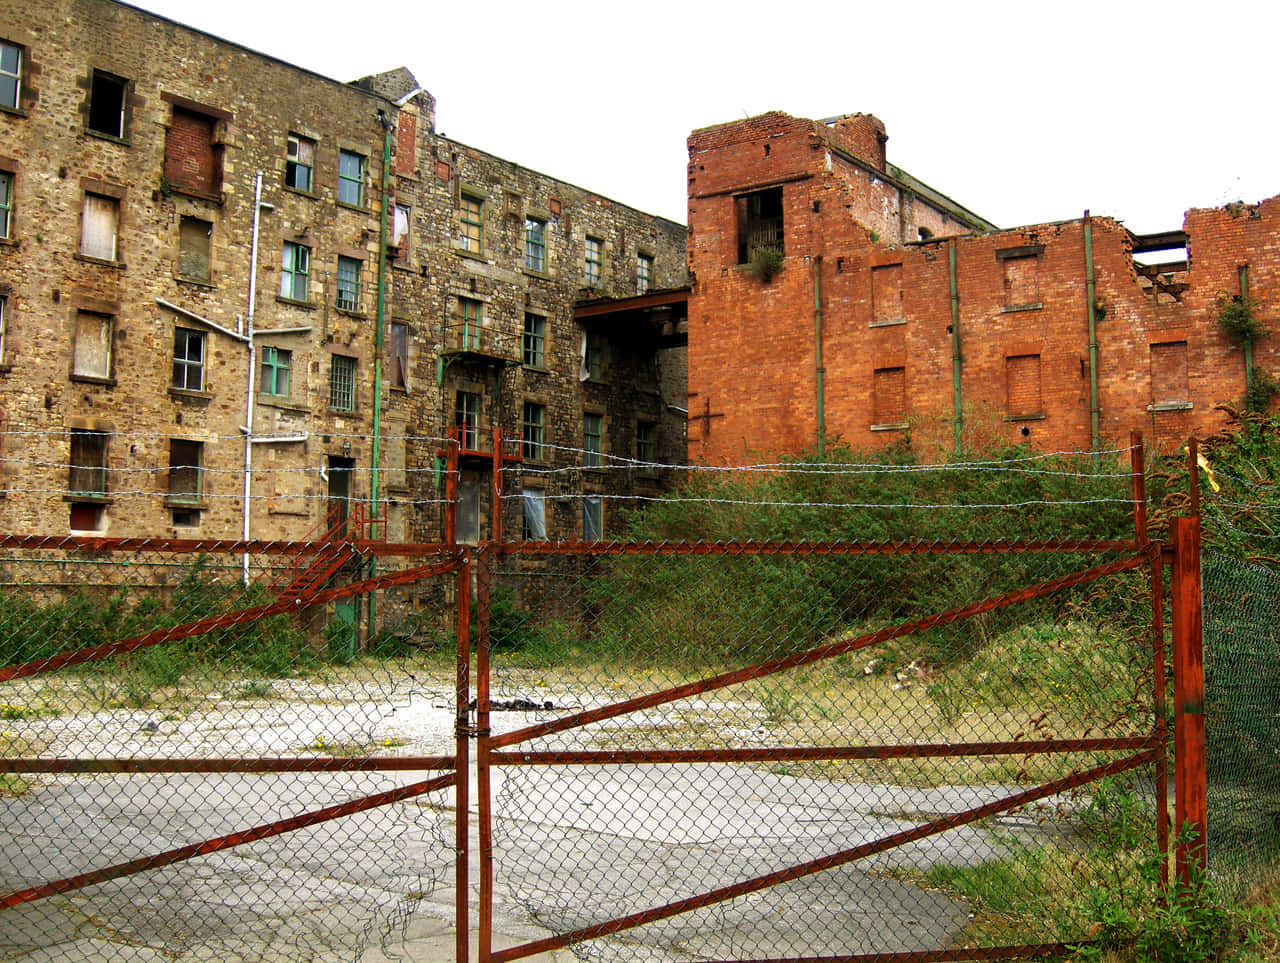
left=1085, top=213, right=1101, bottom=453
left=948, top=241, right=962, bottom=455
left=241, top=171, right=265, bottom=585
left=1171, top=501, right=1206, bottom=885
left=476, top=545, right=493, bottom=962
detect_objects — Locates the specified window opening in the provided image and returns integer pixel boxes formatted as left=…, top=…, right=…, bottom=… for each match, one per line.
left=178, top=216, right=212, bottom=281
left=335, top=256, right=361, bottom=311
left=261, top=346, right=291, bottom=397
left=73, top=311, right=112, bottom=380
left=736, top=187, right=784, bottom=264
left=584, top=236, right=603, bottom=287
left=338, top=150, right=364, bottom=206
left=80, top=193, right=118, bottom=261
left=522, top=313, right=545, bottom=368
left=525, top=216, right=546, bottom=272
left=389, top=322, right=410, bottom=390
left=522, top=402, right=545, bottom=461
left=286, top=134, right=315, bottom=192
left=455, top=391, right=480, bottom=450
left=329, top=354, right=356, bottom=411
left=167, top=439, right=202, bottom=505
left=460, top=194, right=483, bottom=254
left=522, top=488, right=546, bottom=541
left=583, top=413, right=603, bottom=467
left=281, top=241, right=310, bottom=301
left=172, top=327, right=205, bottom=391
left=0, top=170, right=12, bottom=239
left=0, top=43, right=20, bottom=110
left=582, top=496, right=602, bottom=541
left=88, top=70, right=127, bottom=138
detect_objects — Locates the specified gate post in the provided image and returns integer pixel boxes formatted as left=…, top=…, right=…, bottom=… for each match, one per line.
left=1171, top=511, right=1207, bottom=885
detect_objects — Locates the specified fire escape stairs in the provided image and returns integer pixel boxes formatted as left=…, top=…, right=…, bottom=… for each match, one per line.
left=275, top=503, right=368, bottom=605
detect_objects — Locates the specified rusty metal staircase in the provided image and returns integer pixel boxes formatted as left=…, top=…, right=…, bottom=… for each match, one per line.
left=276, top=502, right=368, bottom=604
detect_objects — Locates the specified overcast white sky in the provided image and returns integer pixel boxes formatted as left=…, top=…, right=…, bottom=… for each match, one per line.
left=131, top=0, right=1277, bottom=235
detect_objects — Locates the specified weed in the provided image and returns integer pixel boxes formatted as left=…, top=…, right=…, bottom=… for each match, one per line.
left=755, top=683, right=798, bottom=723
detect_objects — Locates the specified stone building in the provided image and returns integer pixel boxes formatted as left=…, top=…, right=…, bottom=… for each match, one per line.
left=0, top=0, right=688, bottom=547
left=686, top=110, right=1278, bottom=462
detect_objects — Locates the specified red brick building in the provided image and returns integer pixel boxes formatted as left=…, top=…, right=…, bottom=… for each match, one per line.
left=686, top=110, right=1278, bottom=462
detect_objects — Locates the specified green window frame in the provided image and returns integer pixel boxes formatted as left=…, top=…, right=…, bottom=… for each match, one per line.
left=524, top=216, right=546, bottom=272
left=635, top=421, right=655, bottom=463
left=461, top=194, right=483, bottom=254
left=329, top=354, right=356, bottom=411
left=455, top=390, right=480, bottom=450
left=457, top=298, right=481, bottom=349
left=286, top=133, right=315, bottom=192
left=583, top=412, right=603, bottom=468
left=522, top=402, right=545, bottom=461
left=0, top=170, right=13, bottom=239
left=261, top=345, right=291, bottom=397
left=281, top=241, right=310, bottom=301
left=584, top=236, right=602, bottom=287
left=335, top=256, right=361, bottom=312
left=522, top=313, right=545, bottom=368
left=338, top=150, right=364, bottom=206
left=637, top=253, right=653, bottom=294
left=0, top=42, right=20, bottom=110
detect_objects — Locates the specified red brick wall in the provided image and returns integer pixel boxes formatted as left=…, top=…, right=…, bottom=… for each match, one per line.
left=163, top=108, right=218, bottom=196
left=688, top=112, right=1278, bottom=464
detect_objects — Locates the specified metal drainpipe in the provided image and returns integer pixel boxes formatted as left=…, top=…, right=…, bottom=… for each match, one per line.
left=812, top=257, right=826, bottom=455
left=1240, top=265, right=1254, bottom=405
left=1085, top=213, right=1100, bottom=453
left=241, top=171, right=264, bottom=585
left=367, top=112, right=392, bottom=642
left=948, top=241, right=962, bottom=455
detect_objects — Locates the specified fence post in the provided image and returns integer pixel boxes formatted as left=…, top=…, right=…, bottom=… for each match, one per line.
left=475, top=544, right=493, bottom=963
left=455, top=547, right=471, bottom=963
left=1171, top=511, right=1207, bottom=885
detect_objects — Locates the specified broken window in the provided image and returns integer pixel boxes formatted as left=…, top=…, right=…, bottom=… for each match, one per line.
left=335, top=256, right=361, bottom=311
left=167, top=439, right=202, bottom=505
left=523, top=313, right=545, bottom=368
left=392, top=204, right=411, bottom=259
left=0, top=42, right=21, bottom=110
left=1005, top=354, right=1043, bottom=417
left=260, top=345, right=291, bottom=397
left=172, top=326, right=205, bottom=391
left=87, top=70, right=127, bottom=138
left=329, top=354, right=356, bottom=411
left=80, top=193, right=118, bottom=261
left=583, top=413, right=603, bottom=467
left=455, top=391, right=480, bottom=450
left=280, top=241, right=310, bottom=301
left=635, top=420, right=656, bottom=464
left=389, top=321, right=410, bottom=391
left=736, top=187, right=784, bottom=264
left=637, top=253, right=654, bottom=294
left=521, top=488, right=546, bottom=541
left=522, top=402, right=545, bottom=461
left=525, top=216, right=546, bottom=272
left=460, top=193, right=483, bottom=254
left=178, top=216, right=211, bottom=281
left=582, top=496, right=602, bottom=541
left=338, top=149, right=364, bottom=206
left=286, top=133, right=315, bottom=192
left=0, top=170, right=13, bottom=239
left=458, top=479, right=480, bottom=545
left=163, top=106, right=222, bottom=197
left=872, top=366, right=906, bottom=426
left=584, top=236, right=603, bottom=287
left=581, top=330, right=606, bottom=381
left=72, top=310, right=112, bottom=380
left=1150, top=341, right=1190, bottom=407
left=871, top=263, right=904, bottom=324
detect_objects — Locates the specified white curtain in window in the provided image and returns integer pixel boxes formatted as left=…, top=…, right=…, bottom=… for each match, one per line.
left=522, top=489, right=546, bottom=540
left=579, top=330, right=589, bottom=381
left=583, top=496, right=602, bottom=541
left=80, top=194, right=117, bottom=260
left=393, top=205, right=410, bottom=247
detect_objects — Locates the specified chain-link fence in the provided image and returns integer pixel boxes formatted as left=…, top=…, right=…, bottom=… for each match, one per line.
left=0, top=538, right=462, bottom=962
left=479, top=443, right=1168, bottom=962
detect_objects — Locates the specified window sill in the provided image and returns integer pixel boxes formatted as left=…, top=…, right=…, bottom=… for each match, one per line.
left=454, top=249, right=488, bottom=263
left=63, top=494, right=111, bottom=505
left=275, top=295, right=316, bottom=310
left=1148, top=402, right=1193, bottom=412
left=70, top=374, right=116, bottom=387
left=0, top=104, right=27, bottom=118
left=869, top=318, right=908, bottom=328
left=1004, top=413, right=1046, bottom=423
left=283, top=185, right=318, bottom=201
left=85, top=128, right=130, bottom=147
left=169, top=387, right=212, bottom=404
left=334, top=307, right=367, bottom=320
left=165, top=185, right=222, bottom=205
left=522, top=267, right=552, bottom=281
left=175, top=274, right=216, bottom=289
left=73, top=253, right=126, bottom=270
left=164, top=497, right=207, bottom=510
left=327, top=407, right=357, bottom=416
left=1001, top=302, right=1043, bottom=314
left=0, top=237, right=19, bottom=249
left=256, top=395, right=309, bottom=414
left=522, top=364, right=548, bottom=374
left=336, top=200, right=368, bottom=214
left=870, top=422, right=909, bottom=432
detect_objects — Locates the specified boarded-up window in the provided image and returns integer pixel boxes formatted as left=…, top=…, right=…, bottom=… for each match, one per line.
left=80, top=194, right=118, bottom=260
left=69, top=429, right=107, bottom=496
left=164, top=107, right=221, bottom=196
left=871, top=263, right=904, bottom=323
left=395, top=110, right=416, bottom=177
left=178, top=216, right=211, bottom=281
left=1005, top=354, right=1043, bottom=416
left=73, top=311, right=112, bottom=379
left=1151, top=341, right=1190, bottom=405
left=1002, top=254, right=1040, bottom=307
left=873, top=366, right=906, bottom=426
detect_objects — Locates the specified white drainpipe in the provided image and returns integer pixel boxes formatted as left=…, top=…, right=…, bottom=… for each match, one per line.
left=242, top=172, right=267, bottom=584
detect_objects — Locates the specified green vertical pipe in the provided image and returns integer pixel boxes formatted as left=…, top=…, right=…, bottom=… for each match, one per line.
left=1085, top=215, right=1100, bottom=453
left=367, top=113, right=392, bottom=643
left=948, top=242, right=962, bottom=455
left=812, top=257, right=826, bottom=455
left=1240, top=265, right=1254, bottom=405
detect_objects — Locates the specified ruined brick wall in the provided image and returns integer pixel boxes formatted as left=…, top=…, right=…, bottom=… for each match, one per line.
left=687, top=110, right=1274, bottom=465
